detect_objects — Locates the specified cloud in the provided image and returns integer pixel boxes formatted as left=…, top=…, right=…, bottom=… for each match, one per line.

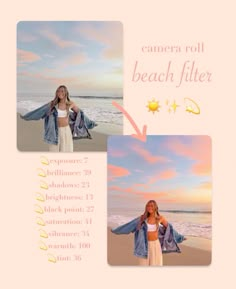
left=17, top=31, right=37, bottom=42
left=43, top=54, right=55, bottom=58
left=108, top=185, right=176, bottom=203
left=148, top=169, right=177, bottom=184
left=111, top=66, right=123, bottom=75
left=66, top=53, right=89, bottom=65
left=165, top=136, right=211, bottom=176
left=108, top=148, right=127, bottom=157
left=108, top=164, right=130, bottom=181
left=196, top=182, right=212, bottom=191
left=132, top=143, right=169, bottom=164
left=134, top=169, right=144, bottom=173
left=108, top=185, right=168, bottom=196
left=191, top=162, right=211, bottom=176
left=133, top=183, right=148, bottom=188
left=18, top=70, right=79, bottom=84
left=39, top=30, right=82, bottom=48
left=17, top=49, right=41, bottom=65
left=76, top=22, right=122, bottom=59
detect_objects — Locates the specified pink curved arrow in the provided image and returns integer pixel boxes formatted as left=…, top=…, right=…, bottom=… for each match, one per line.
left=112, top=101, right=147, bottom=142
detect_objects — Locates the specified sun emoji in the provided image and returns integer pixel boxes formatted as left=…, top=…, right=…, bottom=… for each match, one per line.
left=146, top=99, right=161, bottom=114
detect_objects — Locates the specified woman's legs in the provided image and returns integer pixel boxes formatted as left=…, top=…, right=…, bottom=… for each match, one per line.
left=138, top=240, right=163, bottom=266
left=149, top=240, right=163, bottom=266
left=59, top=125, right=73, bottom=152
left=48, top=142, right=59, bottom=152
left=48, top=126, right=73, bottom=152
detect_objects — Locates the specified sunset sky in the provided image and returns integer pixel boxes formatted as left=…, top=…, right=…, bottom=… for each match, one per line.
left=17, top=21, right=122, bottom=97
left=108, top=136, right=212, bottom=211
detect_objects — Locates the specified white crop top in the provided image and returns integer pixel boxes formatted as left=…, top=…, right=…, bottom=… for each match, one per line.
left=146, top=221, right=158, bottom=232
left=56, top=105, right=67, bottom=118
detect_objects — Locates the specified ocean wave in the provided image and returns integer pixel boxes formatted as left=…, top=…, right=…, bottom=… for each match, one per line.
left=108, top=214, right=212, bottom=239
left=71, top=96, right=123, bottom=100
left=160, top=210, right=211, bottom=214
left=17, top=96, right=123, bottom=126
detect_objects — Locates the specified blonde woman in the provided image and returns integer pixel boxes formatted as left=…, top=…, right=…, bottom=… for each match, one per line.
left=47, top=85, right=78, bottom=152
left=20, top=85, right=97, bottom=152
left=111, top=200, right=185, bottom=266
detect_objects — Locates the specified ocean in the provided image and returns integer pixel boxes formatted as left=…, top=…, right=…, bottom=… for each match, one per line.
left=108, top=208, right=212, bottom=240
left=17, top=95, right=123, bottom=134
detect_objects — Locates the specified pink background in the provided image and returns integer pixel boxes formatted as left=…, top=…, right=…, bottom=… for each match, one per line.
left=1, top=0, right=235, bottom=288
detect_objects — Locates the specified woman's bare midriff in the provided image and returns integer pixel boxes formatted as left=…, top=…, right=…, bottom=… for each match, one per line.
left=147, top=231, right=158, bottom=241
left=57, top=117, right=69, bottom=127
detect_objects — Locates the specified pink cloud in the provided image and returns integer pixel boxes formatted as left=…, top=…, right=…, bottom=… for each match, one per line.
left=192, top=162, right=211, bottom=176
left=109, top=184, right=211, bottom=207
left=108, top=164, right=130, bottom=181
left=108, top=186, right=134, bottom=193
left=17, top=49, right=41, bottom=65
left=67, top=53, right=88, bottom=65
left=108, top=185, right=170, bottom=199
left=137, top=193, right=175, bottom=201
left=40, top=30, right=82, bottom=48
left=148, top=169, right=177, bottom=184
left=76, top=22, right=122, bottom=59
left=108, top=148, right=127, bottom=157
left=18, top=70, right=80, bottom=85
left=18, top=31, right=37, bottom=42
left=196, top=182, right=212, bottom=190
left=133, top=183, right=148, bottom=188
left=132, top=144, right=168, bottom=164
left=165, top=136, right=211, bottom=176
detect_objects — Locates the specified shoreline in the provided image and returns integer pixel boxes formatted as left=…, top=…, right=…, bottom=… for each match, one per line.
left=17, top=113, right=109, bottom=152
left=107, top=227, right=211, bottom=266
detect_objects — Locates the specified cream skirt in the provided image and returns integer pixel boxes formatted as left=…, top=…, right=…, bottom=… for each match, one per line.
left=48, top=125, right=73, bottom=152
left=138, top=239, right=163, bottom=266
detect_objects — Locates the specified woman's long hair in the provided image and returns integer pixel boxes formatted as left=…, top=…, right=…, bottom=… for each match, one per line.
left=48, top=85, right=72, bottom=115
left=137, top=200, right=161, bottom=230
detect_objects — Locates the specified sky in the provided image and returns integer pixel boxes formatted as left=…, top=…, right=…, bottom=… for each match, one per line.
left=17, top=21, right=122, bottom=97
left=108, top=135, right=212, bottom=212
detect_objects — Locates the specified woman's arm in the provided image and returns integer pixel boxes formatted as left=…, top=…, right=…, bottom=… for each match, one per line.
left=20, top=102, right=51, bottom=120
left=70, top=102, right=79, bottom=113
left=111, top=217, right=140, bottom=235
left=159, top=215, right=168, bottom=228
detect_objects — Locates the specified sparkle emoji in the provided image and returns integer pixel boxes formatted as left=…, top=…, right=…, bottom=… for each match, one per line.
left=146, top=99, right=161, bottom=114
left=169, top=100, right=180, bottom=113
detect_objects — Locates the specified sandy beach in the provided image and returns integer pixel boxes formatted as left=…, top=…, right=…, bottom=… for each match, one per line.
left=107, top=227, right=211, bottom=266
left=17, top=113, right=109, bottom=152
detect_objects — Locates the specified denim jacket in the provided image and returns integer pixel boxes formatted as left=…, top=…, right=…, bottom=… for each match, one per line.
left=111, top=217, right=185, bottom=258
left=20, top=102, right=97, bottom=145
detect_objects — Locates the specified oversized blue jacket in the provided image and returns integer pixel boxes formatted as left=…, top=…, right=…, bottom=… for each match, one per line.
left=20, top=102, right=97, bottom=145
left=111, top=217, right=185, bottom=258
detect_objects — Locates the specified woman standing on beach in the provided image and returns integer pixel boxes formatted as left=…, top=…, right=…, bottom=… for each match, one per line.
left=46, top=85, right=78, bottom=152
left=111, top=200, right=184, bottom=266
left=20, top=85, right=96, bottom=152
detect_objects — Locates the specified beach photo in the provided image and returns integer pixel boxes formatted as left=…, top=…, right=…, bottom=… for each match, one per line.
left=107, top=135, right=212, bottom=266
left=17, top=21, right=123, bottom=152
